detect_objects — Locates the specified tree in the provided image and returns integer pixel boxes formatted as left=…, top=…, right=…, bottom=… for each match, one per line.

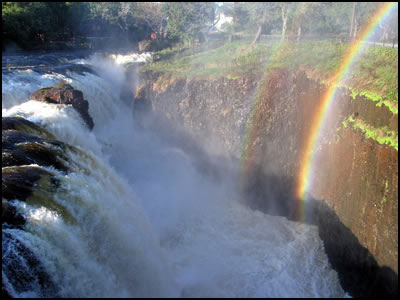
left=242, top=2, right=280, bottom=46
left=87, top=2, right=136, bottom=34
left=279, top=3, right=291, bottom=41
left=349, top=2, right=356, bottom=41
left=2, top=2, right=71, bottom=44
left=287, top=2, right=322, bottom=42
left=163, top=2, right=216, bottom=44
left=231, top=2, right=250, bottom=34
left=135, top=2, right=165, bottom=39
left=377, top=5, right=398, bottom=45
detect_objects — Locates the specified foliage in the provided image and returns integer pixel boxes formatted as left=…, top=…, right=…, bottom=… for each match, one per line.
left=2, top=2, right=398, bottom=52
left=2, top=2, right=154, bottom=50
left=134, top=2, right=165, bottom=36
left=163, top=2, right=216, bottom=44
left=225, top=2, right=397, bottom=41
left=346, top=116, right=398, bottom=151
left=2, top=2, right=72, bottom=45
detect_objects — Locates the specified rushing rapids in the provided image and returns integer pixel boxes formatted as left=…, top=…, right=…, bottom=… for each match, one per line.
left=2, top=51, right=349, bottom=297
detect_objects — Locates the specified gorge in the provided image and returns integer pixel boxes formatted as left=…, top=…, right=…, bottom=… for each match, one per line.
left=2, top=46, right=398, bottom=297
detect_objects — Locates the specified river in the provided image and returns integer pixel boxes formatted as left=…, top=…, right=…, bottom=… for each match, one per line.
left=2, top=50, right=349, bottom=297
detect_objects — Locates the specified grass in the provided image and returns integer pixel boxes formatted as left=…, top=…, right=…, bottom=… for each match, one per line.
left=141, top=40, right=398, bottom=111
left=141, top=41, right=270, bottom=79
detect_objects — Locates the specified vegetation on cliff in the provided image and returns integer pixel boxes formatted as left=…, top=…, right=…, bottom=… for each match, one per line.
left=343, top=115, right=398, bottom=151
left=142, top=40, right=397, bottom=111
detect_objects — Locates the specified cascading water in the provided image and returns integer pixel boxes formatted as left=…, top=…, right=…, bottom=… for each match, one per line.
left=2, top=51, right=349, bottom=297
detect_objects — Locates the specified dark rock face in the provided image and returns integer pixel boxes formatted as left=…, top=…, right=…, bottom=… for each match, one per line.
left=2, top=116, right=56, bottom=140
left=2, top=199, right=25, bottom=228
left=139, top=73, right=260, bottom=157
left=2, top=165, right=58, bottom=202
left=2, top=126, right=69, bottom=172
left=30, top=82, right=94, bottom=130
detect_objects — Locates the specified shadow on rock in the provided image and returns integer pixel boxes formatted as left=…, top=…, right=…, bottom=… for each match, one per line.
left=240, top=166, right=398, bottom=298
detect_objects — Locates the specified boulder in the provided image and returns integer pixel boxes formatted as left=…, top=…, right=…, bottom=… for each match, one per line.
left=2, top=165, right=57, bottom=202
left=138, top=40, right=152, bottom=52
left=2, top=116, right=57, bottom=140
left=138, top=39, right=173, bottom=52
left=30, top=82, right=94, bottom=130
left=2, top=129, right=69, bottom=172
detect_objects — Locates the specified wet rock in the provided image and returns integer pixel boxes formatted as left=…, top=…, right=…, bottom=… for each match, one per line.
left=2, top=116, right=57, bottom=140
left=138, top=40, right=152, bottom=52
left=1, top=117, right=71, bottom=297
left=2, top=199, right=25, bottom=228
left=30, top=82, right=94, bottom=130
left=2, top=129, right=68, bottom=172
left=2, top=165, right=57, bottom=202
left=134, top=84, right=151, bottom=114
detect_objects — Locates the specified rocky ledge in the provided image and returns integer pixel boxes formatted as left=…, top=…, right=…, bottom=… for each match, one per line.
left=30, top=81, right=94, bottom=130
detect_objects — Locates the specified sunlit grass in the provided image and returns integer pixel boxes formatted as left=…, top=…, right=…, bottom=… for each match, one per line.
left=141, top=40, right=397, bottom=107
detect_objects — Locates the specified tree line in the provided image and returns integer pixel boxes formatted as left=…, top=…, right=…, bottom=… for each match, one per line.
left=218, top=2, right=398, bottom=44
left=2, top=2, right=398, bottom=51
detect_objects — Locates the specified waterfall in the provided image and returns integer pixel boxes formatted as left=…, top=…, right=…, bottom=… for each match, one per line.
left=2, top=51, right=349, bottom=297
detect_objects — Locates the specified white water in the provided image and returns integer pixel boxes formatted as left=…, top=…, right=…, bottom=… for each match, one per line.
left=2, top=52, right=349, bottom=297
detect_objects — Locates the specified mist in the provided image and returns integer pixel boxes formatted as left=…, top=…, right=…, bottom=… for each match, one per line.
left=2, top=2, right=398, bottom=298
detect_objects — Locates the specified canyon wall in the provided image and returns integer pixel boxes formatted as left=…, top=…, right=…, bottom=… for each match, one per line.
left=137, top=68, right=398, bottom=296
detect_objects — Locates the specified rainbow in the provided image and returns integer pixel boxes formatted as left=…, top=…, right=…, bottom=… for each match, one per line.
left=295, top=2, right=398, bottom=220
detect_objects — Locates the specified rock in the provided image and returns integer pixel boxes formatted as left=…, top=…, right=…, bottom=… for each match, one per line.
left=2, top=128, right=69, bottom=172
left=2, top=116, right=57, bottom=140
left=134, top=85, right=151, bottom=114
left=138, top=39, right=173, bottom=52
left=138, top=40, right=152, bottom=52
left=2, top=165, right=57, bottom=202
left=2, top=199, right=25, bottom=228
left=1, top=117, right=69, bottom=297
left=30, top=82, right=94, bottom=130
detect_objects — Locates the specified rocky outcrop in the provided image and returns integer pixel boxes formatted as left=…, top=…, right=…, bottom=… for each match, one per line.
left=138, top=39, right=173, bottom=52
left=138, top=73, right=260, bottom=157
left=139, top=68, right=398, bottom=297
left=30, top=82, right=94, bottom=130
left=2, top=117, right=69, bottom=297
left=2, top=117, right=69, bottom=172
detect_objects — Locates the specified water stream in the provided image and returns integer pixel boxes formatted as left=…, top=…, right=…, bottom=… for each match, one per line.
left=2, top=50, right=349, bottom=297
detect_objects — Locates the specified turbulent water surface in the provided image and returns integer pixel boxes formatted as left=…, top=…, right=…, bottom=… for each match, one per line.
left=2, top=50, right=349, bottom=297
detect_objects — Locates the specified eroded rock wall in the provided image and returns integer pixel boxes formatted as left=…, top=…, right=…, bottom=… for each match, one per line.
left=139, top=69, right=398, bottom=279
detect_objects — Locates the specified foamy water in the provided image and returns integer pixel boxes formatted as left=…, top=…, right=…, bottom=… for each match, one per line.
left=2, top=51, right=349, bottom=297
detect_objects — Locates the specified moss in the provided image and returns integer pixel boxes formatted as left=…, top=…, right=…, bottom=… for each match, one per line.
left=38, top=87, right=51, bottom=96
left=226, top=74, right=240, bottom=80
left=16, top=123, right=57, bottom=140
left=359, top=91, right=381, bottom=102
left=350, top=88, right=358, bottom=100
left=53, top=81, right=73, bottom=90
left=381, top=179, right=390, bottom=205
left=2, top=116, right=57, bottom=140
left=348, top=116, right=398, bottom=151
